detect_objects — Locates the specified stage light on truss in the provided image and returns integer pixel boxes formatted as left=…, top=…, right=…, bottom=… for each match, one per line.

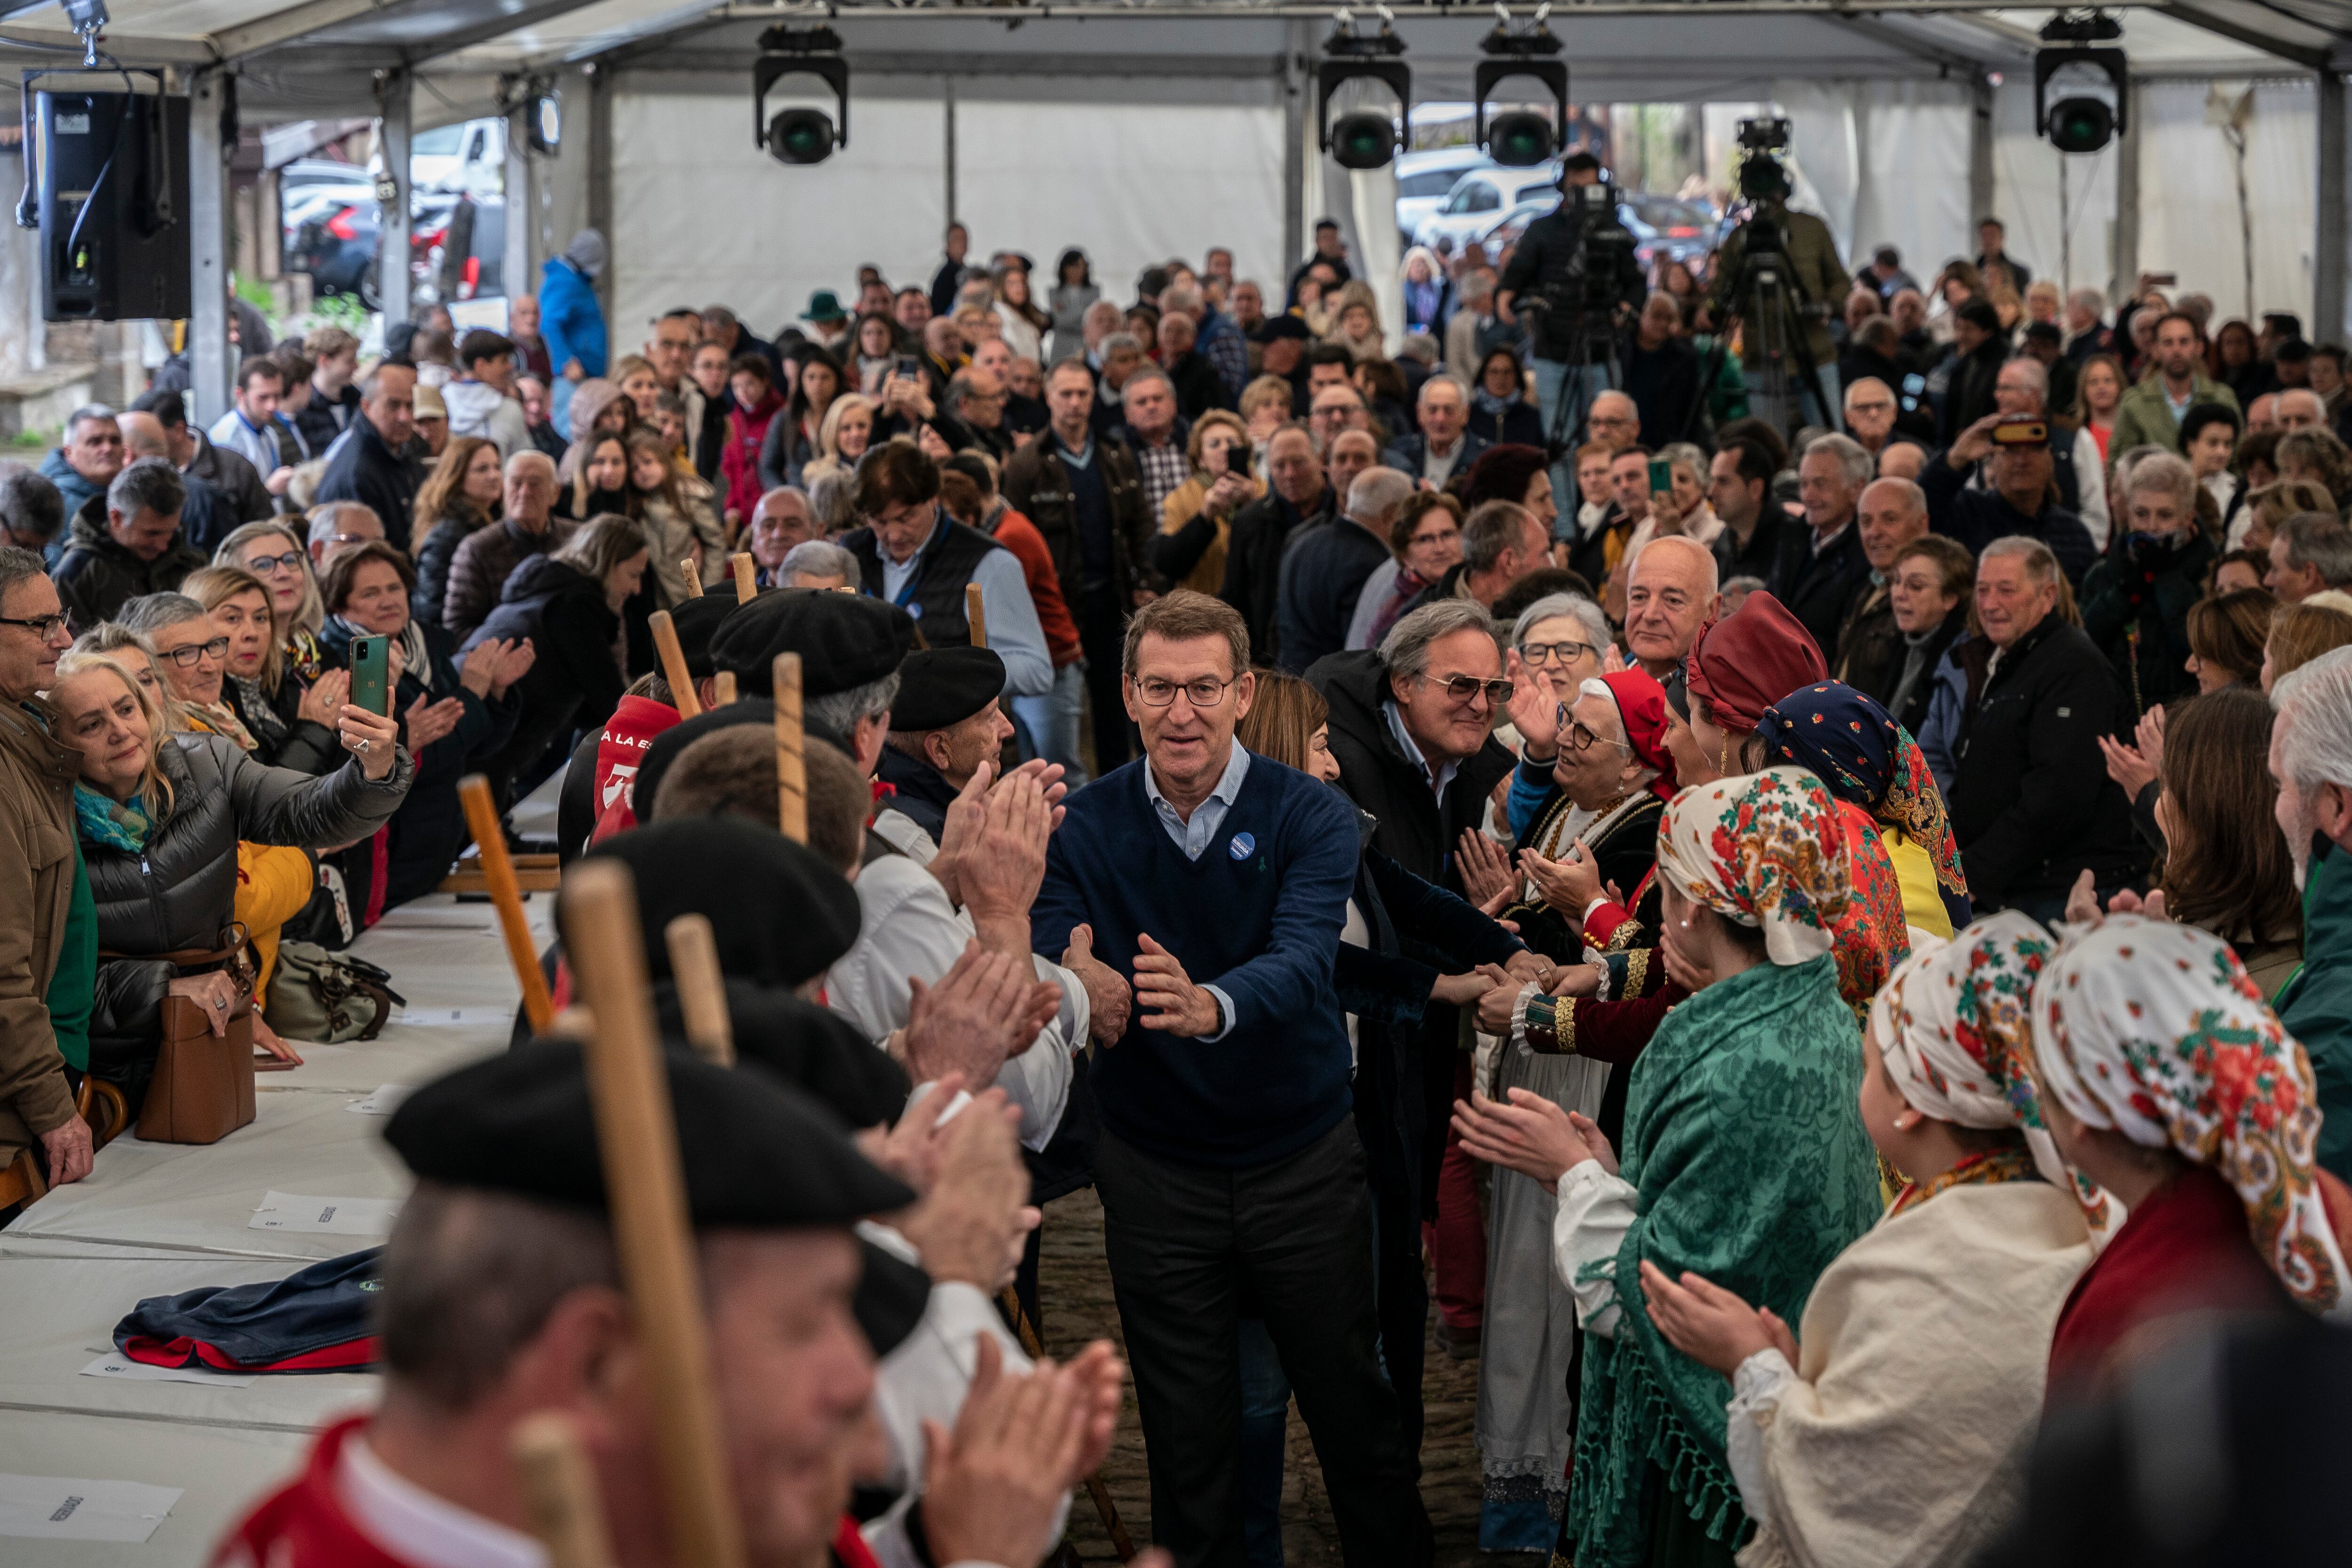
left=1318, top=17, right=1410, bottom=171
left=2035, top=11, right=2125, bottom=153
left=755, top=25, right=849, bottom=166
left=1474, top=16, right=1568, bottom=167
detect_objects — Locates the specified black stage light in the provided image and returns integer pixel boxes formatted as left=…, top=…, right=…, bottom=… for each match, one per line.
left=1474, top=20, right=1568, bottom=167
left=2035, top=11, right=2127, bottom=154
left=755, top=26, right=849, bottom=166
left=1318, top=19, right=1409, bottom=171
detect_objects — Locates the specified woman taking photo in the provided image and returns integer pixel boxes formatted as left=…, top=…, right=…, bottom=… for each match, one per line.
left=623, top=429, right=726, bottom=610
left=2069, top=352, right=2126, bottom=463
left=992, top=263, right=1049, bottom=364
left=321, top=542, right=532, bottom=915
left=186, top=558, right=346, bottom=776
left=460, top=515, right=647, bottom=808
left=410, top=436, right=503, bottom=630
left=761, top=346, right=844, bottom=490
left=48, top=648, right=408, bottom=1109
left=1469, top=349, right=1544, bottom=448
left=1150, top=410, right=1262, bottom=594
left=1455, top=765, right=1883, bottom=1568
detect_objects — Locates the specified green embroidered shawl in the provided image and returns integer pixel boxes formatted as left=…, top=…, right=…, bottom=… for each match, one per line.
left=1567, top=953, right=1883, bottom=1566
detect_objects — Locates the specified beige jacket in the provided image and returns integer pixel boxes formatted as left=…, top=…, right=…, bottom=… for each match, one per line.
left=0, top=697, right=82, bottom=1163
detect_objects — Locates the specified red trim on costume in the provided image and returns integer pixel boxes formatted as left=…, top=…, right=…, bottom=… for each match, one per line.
left=123, top=1334, right=382, bottom=1372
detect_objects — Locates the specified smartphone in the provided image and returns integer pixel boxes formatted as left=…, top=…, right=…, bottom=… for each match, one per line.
left=893, top=354, right=921, bottom=380
left=2146, top=272, right=2178, bottom=288
left=1647, top=456, right=1672, bottom=496
left=1224, top=443, right=1252, bottom=478
left=349, top=634, right=390, bottom=719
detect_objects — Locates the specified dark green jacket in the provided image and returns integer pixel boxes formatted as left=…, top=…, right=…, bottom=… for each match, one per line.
left=1707, top=206, right=1852, bottom=370
left=2276, top=834, right=2352, bottom=1183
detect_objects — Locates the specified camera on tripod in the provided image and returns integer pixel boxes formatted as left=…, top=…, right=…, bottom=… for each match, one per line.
left=1519, top=176, right=1638, bottom=326
left=1734, top=116, right=1794, bottom=201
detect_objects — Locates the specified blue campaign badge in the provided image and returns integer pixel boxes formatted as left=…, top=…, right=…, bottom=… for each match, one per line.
left=906, top=601, right=923, bottom=619
left=1228, top=831, right=1255, bottom=861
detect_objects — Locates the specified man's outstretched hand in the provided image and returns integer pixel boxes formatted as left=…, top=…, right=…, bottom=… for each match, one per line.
left=1134, top=933, right=1222, bottom=1037
left=1063, top=923, right=1132, bottom=1044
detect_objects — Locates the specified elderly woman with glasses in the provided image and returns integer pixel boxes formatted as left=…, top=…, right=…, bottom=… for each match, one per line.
left=208, top=522, right=348, bottom=767
left=183, top=562, right=349, bottom=776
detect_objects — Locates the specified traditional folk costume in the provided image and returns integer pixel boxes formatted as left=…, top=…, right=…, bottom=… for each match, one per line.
left=1551, top=768, right=1884, bottom=1568
left=2023, top=915, right=2352, bottom=1402
left=1724, top=914, right=2095, bottom=1568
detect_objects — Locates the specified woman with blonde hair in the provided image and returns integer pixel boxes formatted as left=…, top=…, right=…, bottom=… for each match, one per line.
left=610, top=354, right=661, bottom=424
left=1238, top=375, right=1295, bottom=461
left=2068, top=352, right=2126, bottom=463
left=2263, top=597, right=2352, bottom=690
left=47, top=647, right=406, bottom=1100
left=199, top=534, right=345, bottom=775
left=800, top=392, right=877, bottom=486
left=1150, top=410, right=1262, bottom=594
left=2236, top=477, right=2335, bottom=552
left=72, top=622, right=178, bottom=731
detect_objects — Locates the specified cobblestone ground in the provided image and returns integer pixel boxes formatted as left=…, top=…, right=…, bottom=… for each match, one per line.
left=1033, top=1187, right=1531, bottom=1568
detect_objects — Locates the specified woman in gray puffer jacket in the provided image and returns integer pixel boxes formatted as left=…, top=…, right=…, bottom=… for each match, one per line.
left=46, top=648, right=411, bottom=1106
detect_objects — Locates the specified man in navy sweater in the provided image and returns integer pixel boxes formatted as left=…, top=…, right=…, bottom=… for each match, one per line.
left=1032, top=590, right=1433, bottom=1568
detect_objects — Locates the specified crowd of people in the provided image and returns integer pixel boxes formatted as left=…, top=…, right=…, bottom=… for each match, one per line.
left=4, top=163, right=2352, bottom=1568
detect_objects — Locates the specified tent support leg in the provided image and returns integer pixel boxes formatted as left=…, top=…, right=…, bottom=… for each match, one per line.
left=189, top=68, right=231, bottom=428
left=2112, top=77, right=2141, bottom=304
left=2319, top=68, right=2347, bottom=344
left=380, top=68, right=412, bottom=326
left=1283, top=21, right=1307, bottom=278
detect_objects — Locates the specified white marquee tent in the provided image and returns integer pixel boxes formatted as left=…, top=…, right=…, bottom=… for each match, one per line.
left=0, top=0, right=2343, bottom=423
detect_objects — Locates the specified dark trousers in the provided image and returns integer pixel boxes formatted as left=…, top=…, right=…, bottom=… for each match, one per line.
left=1096, top=1120, right=1434, bottom=1568
left=1077, top=585, right=1133, bottom=774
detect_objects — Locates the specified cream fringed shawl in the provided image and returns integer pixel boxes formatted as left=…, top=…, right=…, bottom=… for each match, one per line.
left=1732, top=1180, right=2093, bottom=1568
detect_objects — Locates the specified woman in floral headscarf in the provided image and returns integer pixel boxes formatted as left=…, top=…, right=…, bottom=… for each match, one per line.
left=1757, top=680, right=1972, bottom=939
left=1454, top=767, right=1883, bottom=1568
left=2027, top=914, right=2352, bottom=1401
left=1637, top=912, right=2096, bottom=1568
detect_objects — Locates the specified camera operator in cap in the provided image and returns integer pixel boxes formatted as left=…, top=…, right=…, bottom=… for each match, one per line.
left=1701, top=127, right=1854, bottom=432
left=1495, top=152, right=1648, bottom=531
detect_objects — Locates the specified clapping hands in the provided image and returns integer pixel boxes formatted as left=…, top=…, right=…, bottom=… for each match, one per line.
left=1451, top=1090, right=1613, bottom=1194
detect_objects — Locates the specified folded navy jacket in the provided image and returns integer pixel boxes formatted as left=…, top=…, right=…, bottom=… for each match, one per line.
left=115, top=1248, right=383, bottom=1373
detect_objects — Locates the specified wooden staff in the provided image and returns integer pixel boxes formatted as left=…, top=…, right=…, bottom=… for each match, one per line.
left=677, top=561, right=703, bottom=598
left=458, top=775, right=555, bottom=1036
left=561, top=861, right=749, bottom=1568
left=511, top=1412, right=617, bottom=1568
left=665, top=914, right=734, bottom=1067
left=731, top=552, right=757, bottom=600
left=771, top=652, right=806, bottom=844
left=998, top=1288, right=1136, bottom=1562
left=649, top=611, right=701, bottom=720
left=965, top=581, right=987, bottom=649
left=711, top=671, right=737, bottom=706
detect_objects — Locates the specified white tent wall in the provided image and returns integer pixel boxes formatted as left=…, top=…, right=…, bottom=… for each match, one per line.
left=1770, top=79, right=1978, bottom=290
left=2136, top=77, right=2320, bottom=327
left=1989, top=77, right=2123, bottom=298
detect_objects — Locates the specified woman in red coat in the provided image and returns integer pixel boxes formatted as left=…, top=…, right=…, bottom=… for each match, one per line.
left=722, top=355, right=787, bottom=527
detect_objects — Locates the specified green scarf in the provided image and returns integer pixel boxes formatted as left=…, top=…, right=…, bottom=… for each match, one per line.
left=1567, top=954, right=1883, bottom=1567
left=74, top=783, right=155, bottom=854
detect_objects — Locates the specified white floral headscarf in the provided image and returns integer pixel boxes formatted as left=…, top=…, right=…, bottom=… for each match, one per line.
left=2028, top=915, right=2346, bottom=1315
left=1654, top=766, right=1847, bottom=966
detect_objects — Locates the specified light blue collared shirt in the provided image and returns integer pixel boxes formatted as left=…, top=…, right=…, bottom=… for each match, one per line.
left=1382, top=696, right=1459, bottom=801
left=1141, top=741, right=1251, bottom=1039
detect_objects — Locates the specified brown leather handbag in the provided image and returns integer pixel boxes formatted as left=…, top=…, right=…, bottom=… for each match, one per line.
left=131, top=926, right=260, bottom=1145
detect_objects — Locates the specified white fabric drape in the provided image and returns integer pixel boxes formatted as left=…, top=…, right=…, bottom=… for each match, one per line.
left=1770, top=79, right=1975, bottom=289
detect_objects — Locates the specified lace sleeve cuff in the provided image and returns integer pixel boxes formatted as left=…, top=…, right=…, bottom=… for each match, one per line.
left=1725, top=1347, right=1799, bottom=1532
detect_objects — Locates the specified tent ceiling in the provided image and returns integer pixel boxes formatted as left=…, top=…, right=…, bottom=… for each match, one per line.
left=0, top=0, right=2339, bottom=113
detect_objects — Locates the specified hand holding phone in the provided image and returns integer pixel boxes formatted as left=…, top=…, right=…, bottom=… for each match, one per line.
left=349, top=634, right=391, bottom=720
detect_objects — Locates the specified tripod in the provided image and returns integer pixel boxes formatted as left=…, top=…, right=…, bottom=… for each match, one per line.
left=1692, top=209, right=1836, bottom=442
left=1536, top=298, right=1623, bottom=468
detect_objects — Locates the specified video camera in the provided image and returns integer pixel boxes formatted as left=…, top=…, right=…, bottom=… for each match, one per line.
left=1734, top=116, right=1793, bottom=202
left=1519, top=174, right=1639, bottom=328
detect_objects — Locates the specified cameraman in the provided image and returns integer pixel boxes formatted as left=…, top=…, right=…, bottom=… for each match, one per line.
left=1495, top=152, right=1646, bottom=519
left=1703, top=148, right=1853, bottom=433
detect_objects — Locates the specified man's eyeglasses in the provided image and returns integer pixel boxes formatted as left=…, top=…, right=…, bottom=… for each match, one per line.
left=244, top=550, right=305, bottom=576
left=0, top=612, right=67, bottom=640
left=1558, top=703, right=1632, bottom=754
left=1420, top=673, right=1513, bottom=705
left=1132, top=675, right=1238, bottom=708
left=159, top=636, right=230, bottom=667
left=1520, top=639, right=1599, bottom=668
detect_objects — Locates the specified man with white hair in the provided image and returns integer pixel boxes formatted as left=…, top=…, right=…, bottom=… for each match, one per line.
left=1277, top=466, right=1415, bottom=673
left=2060, top=287, right=2113, bottom=363
left=1769, top=432, right=1876, bottom=660
left=1833, top=476, right=1930, bottom=693
left=1620, top=534, right=1718, bottom=681
left=2267, top=644, right=2352, bottom=1177
left=1383, top=375, right=1488, bottom=490
left=306, top=500, right=385, bottom=572
left=2278, top=388, right=2330, bottom=433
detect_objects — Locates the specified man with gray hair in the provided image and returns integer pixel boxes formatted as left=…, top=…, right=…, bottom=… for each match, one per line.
left=37, top=406, right=123, bottom=555
left=54, top=457, right=203, bottom=629
left=1946, top=534, right=2140, bottom=918
left=1621, top=533, right=1718, bottom=681
left=1113, top=364, right=1188, bottom=522
left=1277, top=466, right=1414, bottom=673
left=779, top=538, right=858, bottom=589
left=1383, top=374, right=1488, bottom=490
left=1160, top=279, right=1250, bottom=404
left=2266, top=644, right=2352, bottom=1178
left=0, top=465, right=64, bottom=558
left=1769, top=431, right=1875, bottom=660
left=1831, top=474, right=1932, bottom=693
left=2266, top=512, right=2352, bottom=605
left=2061, top=286, right=2113, bottom=363
left=306, top=500, right=385, bottom=572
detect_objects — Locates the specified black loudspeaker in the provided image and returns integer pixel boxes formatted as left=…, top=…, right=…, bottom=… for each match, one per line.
left=33, top=80, right=191, bottom=322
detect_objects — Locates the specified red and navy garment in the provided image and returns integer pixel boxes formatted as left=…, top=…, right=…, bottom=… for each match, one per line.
left=117, top=1248, right=383, bottom=1373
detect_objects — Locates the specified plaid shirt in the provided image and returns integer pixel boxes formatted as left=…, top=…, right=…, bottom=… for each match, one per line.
left=1132, top=436, right=1189, bottom=523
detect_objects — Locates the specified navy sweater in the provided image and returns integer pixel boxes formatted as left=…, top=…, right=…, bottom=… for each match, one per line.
left=1032, top=749, right=1358, bottom=1169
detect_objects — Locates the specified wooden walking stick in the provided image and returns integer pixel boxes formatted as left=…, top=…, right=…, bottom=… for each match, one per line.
left=997, top=1288, right=1137, bottom=1562
left=665, top=914, right=734, bottom=1067
left=459, top=775, right=555, bottom=1036
left=712, top=671, right=737, bottom=706
left=562, top=861, right=749, bottom=1568
left=965, top=581, right=987, bottom=650
left=511, top=1412, right=618, bottom=1568
left=677, top=561, right=703, bottom=598
left=650, top=610, right=701, bottom=719
left=732, top=552, right=758, bottom=601
left=772, top=652, right=806, bottom=844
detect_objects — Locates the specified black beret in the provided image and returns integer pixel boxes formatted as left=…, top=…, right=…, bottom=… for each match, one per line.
left=630, top=699, right=851, bottom=825
left=668, top=585, right=742, bottom=678
left=579, top=819, right=860, bottom=989
left=707, top=588, right=914, bottom=699
left=854, top=1241, right=931, bottom=1359
left=888, top=647, right=1005, bottom=734
left=1255, top=314, right=1311, bottom=344
left=653, top=979, right=909, bottom=1130
left=386, top=1040, right=914, bottom=1227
